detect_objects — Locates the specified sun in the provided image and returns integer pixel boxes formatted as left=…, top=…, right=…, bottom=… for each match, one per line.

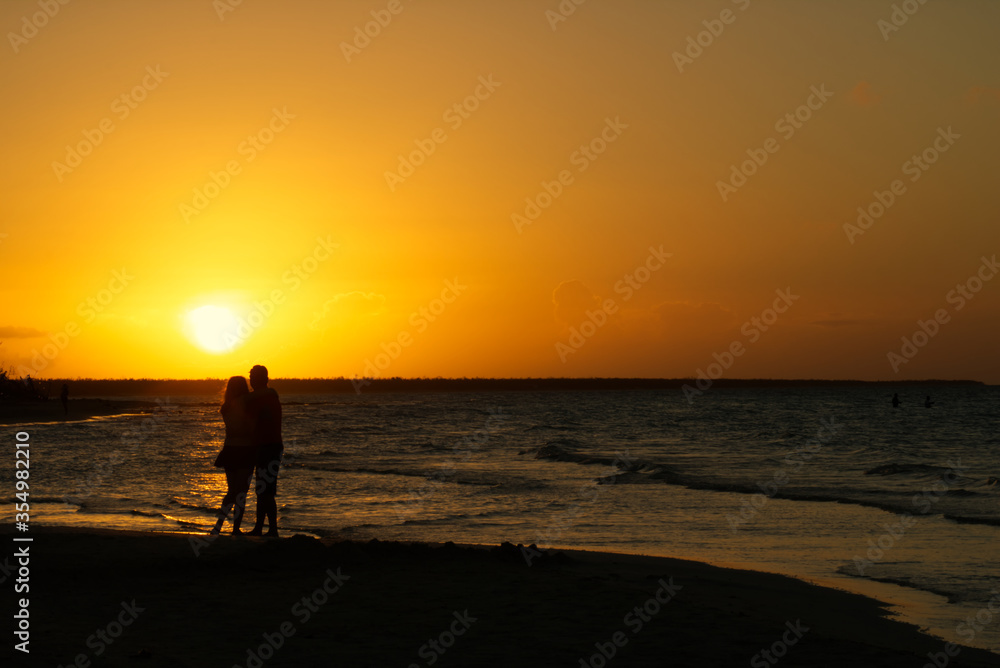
left=185, top=305, right=243, bottom=354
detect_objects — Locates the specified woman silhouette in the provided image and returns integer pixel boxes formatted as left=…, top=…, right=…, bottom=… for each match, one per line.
left=211, top=376, right=257, bottom=534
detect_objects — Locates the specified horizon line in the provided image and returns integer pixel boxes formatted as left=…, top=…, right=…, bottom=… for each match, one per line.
left=15, top=376, right=990, bottom=385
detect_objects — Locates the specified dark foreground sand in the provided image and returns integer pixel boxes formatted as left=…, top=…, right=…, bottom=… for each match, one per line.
left=0, top=399, right=162, bottom=425
left=6, top=527, right=997, bottom=667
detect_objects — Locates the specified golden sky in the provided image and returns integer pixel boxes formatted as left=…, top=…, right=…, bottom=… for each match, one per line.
left=2, top=0, right=998, bottom=381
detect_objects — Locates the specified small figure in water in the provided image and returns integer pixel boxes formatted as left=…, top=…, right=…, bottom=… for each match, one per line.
left=892, top=393, right=900, bottom=408
left=59, top=383, right=69, bottom=415
left=925, top=395, right=934, bottom=408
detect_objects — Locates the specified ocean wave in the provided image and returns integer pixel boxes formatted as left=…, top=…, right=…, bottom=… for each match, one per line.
left=528, top=447, right=998, bottom=525
left=527, top=442, right=670, bottom=478
left=162, top=515, right=208, bottom=530
left=290, top=463, right=435, bottom=479
left=168, top=498, right=220, bottom=515
left=834, top=566, right=963, bottom=604
left=0, top=496, right=75, bottom=505
left=525, top=424, right=575, bottom=432
left=290, top=463, right=499, bottom=487
left=865, top=463, right=958, bottom=476
left=401, top=514, right=470, bottom=526
left=942, top=514, right=1000, bottom=527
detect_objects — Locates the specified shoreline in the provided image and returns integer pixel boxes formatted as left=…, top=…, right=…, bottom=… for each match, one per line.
left=8, top=525, right=997, bottom=666
left=0, top=398, right=162, bottom=425
left=7, top=376, right=990, bottom=400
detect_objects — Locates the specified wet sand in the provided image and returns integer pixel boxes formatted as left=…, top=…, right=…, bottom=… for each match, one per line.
left=7, top=526, right=997, bottom=667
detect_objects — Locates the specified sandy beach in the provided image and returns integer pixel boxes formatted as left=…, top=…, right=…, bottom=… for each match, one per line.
left=0, top=399, right=163, bottom=426
left=8, top=526, right=997, bottom=667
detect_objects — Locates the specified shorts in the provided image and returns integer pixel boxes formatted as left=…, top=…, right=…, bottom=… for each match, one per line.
left=255, top=443, right=282, bottom=498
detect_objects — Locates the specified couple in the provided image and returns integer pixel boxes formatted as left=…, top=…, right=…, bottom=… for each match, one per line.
left=212, top=365, right=283, bottom=537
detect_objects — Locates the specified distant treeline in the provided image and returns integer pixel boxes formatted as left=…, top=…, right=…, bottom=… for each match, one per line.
left=0, top=367, right=48, bottom=401
left=37, top=377, right=987, bottom=398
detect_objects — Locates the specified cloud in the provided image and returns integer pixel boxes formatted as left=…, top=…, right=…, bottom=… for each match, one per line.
left=850, top=81, right=881, bottom=107
left=311, top=292, right=386, bottom=329
left=965, top=86, right=1000, bottom=106
left=552, top=280, right=601, bottom=325
left=0, top=326, right=46, bottom=339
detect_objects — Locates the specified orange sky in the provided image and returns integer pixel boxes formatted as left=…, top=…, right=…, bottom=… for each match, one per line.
left=2, top=0, right=998, bottom=382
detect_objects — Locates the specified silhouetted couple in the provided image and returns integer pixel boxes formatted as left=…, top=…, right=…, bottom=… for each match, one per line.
left=212, top=365, right=283, bottom=537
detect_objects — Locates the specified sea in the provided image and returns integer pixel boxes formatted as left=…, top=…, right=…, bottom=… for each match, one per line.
left=4, top=384, right=999, bottom=653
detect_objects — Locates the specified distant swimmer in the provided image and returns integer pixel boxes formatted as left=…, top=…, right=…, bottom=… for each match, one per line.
left=925, top=395, right=934, bottom=408
left=892, top=393, right=900, bottom=408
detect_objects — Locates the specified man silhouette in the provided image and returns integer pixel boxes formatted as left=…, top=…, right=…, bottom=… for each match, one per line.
left=247, top=365, right=283, bottom=537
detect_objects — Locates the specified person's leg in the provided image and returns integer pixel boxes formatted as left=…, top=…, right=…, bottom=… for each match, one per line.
left=232, top=468, right=252, bottom=533
left=212, top=469, right=240, bottom=534
left=265, top=455, right=280, bottom=535
left=230, top=493, right=245, bottom=533
left=254, top=489, right=276, bottom=536
left=265, top=494, right=278, bottom=536
left=250, top=449, right=281, bottom=536
left=254, top=456, right=279, bottom=536
left=249, top=465, right=267, bottom=535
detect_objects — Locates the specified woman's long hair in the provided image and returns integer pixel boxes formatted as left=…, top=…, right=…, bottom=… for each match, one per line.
left=222, top=376, right=249, bottom=409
